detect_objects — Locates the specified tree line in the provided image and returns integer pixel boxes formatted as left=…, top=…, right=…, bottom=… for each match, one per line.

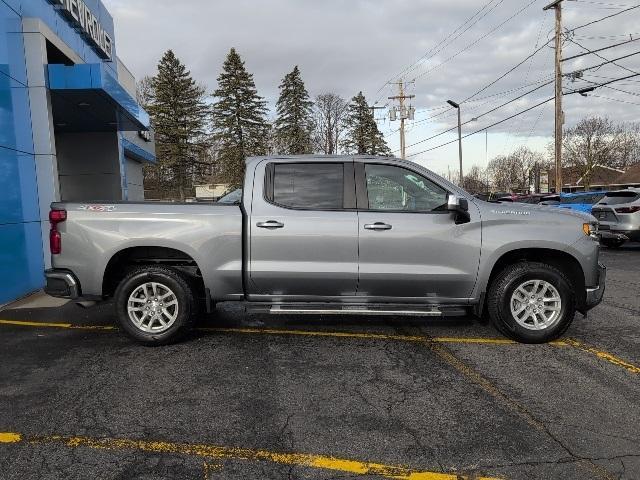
left=139, top=48, right=390, bottom=199
left=458, top=117, right=640, bottom=194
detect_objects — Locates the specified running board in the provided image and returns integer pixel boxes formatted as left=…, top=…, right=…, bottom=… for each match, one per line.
left=248, top=304, right=468, bottom=317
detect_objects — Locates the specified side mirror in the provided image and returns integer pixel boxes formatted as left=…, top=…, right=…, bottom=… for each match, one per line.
left=447, top=194, right=470, bottom=224
left=447, top=194, right=468, bottom=212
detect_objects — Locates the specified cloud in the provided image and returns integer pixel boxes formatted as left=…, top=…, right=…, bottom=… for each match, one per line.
left=103, top=0, right=640, bottom=169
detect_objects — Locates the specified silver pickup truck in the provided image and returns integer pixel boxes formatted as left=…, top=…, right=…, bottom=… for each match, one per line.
left=45, top=155, right=606, bottom=345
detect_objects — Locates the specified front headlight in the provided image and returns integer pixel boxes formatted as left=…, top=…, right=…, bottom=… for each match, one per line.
left=583, top=222, right=598, bottom=239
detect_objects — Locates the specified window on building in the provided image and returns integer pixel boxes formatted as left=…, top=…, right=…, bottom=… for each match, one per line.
left=365, top=164, right=448, bottom=212
left=272, top=163, right=344, bottom=209
left=46, top=40, right=74, bottom=66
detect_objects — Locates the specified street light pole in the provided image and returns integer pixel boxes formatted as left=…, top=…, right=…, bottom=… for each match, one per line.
left=544, top=0, right=564, bottom=193
left=447, top=100, right=463, bottom=184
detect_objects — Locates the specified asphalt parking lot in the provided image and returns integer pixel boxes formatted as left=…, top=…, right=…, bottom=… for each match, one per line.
left=0, top=246, right=639, bottom=480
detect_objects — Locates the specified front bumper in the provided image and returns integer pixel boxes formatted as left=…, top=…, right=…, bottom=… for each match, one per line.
left=584, top=262, right=606, bottom=311
left=44, top=269, right=80, bottom=299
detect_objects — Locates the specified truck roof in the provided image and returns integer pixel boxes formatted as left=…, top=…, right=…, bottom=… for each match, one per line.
left=246, top=155, right=396, bottom=163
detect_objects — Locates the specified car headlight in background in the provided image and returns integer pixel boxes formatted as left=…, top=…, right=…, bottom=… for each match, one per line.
left=583, top=222, right=599, bottom=239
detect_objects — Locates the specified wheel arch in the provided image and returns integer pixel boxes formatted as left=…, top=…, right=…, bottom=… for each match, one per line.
left=102, top=246, right=206, bottom=299
left=478, top=247, right=586, bottom=315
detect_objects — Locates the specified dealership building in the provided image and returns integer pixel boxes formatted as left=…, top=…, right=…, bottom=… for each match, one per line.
left=1, top=0, right=155, bottom=304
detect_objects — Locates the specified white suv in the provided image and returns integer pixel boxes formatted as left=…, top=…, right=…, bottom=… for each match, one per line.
left=592, top=188, right=640, bottom=248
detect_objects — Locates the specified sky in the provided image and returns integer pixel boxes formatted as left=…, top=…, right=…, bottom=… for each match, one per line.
left=103, top=0, right=640, bottom=176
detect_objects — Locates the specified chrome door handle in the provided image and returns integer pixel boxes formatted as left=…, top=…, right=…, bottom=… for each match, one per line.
left=256, top=220, right=284, bottom=229
left=364, top=222, right=392, bottom=231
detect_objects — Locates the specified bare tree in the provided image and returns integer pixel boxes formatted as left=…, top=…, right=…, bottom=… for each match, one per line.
left=462, top=165, right=488, bottom=194
left=311, top=93, right=348, bottom=154
left=487, top=147, right=547, bottom=193
left=563, top=117, right=636, bottom=190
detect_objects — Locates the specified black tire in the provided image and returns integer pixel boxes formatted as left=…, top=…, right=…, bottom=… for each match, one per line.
left=114, top=265, right=195, bottom=346
left=486, top=262, right=576, bottom=344
left=600, top=238, right=625, bottom=249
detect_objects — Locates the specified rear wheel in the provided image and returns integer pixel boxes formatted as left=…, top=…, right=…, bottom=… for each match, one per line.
left=487, top=262, right=576, bottom=343
left=114, top=266, right=195, bottom=345
left=600, top=238, right=625, bottom=249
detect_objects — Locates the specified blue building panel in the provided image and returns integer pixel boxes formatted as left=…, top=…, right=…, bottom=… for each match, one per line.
left=0, top=222, right=45, bottom=304
left=20, top=0, right=118, bottom=77
left=122, top=138, right=156, bottom=164
left=0, top=1, right=28, bottom=86
left=48, top=63, right=151, bottom=130
left=0, top=151, right=40, bottom=225
left=0, top=0, right=151, bottom=304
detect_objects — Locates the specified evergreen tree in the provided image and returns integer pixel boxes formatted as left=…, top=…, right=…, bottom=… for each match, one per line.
left=274, top=66, right=313, bottom=154
left=212, top=48, right=269, bottom=184
left=341, top=92, right=390, bottom=156
left=145, top=50, right=209, bottom=200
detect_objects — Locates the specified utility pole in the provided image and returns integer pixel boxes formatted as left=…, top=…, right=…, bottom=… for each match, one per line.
left=544, top=0, right=564, bottom=193
left=447, top=99, right=463, bottom=185
left=388, top=81, right=415, bottom=159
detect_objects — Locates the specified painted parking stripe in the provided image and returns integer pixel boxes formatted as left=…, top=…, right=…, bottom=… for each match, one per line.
left=0, top=431, right=500, bottom=480
left=1, top=319, right=638, bottom=375
left=564, top=338, right=640, bottom=374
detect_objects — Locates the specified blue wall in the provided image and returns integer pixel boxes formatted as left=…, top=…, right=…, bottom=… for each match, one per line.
left=0, top=0, right=116, bottom=304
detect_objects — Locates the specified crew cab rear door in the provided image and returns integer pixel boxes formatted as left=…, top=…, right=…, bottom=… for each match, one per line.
left=355, top=160, right=481, bottom=301
left=247, top=159, right=358, bottom=299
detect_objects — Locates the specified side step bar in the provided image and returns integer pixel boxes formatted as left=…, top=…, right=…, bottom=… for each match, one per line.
left=248, top=304, right=468, bottom=317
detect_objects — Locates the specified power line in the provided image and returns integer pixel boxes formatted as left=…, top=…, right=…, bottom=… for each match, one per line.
left=371, top=0, right=505, bottom=104
left=567, top=4, right=640, bottom=32
left=395, top=80, right=554, bottom=153
left=580, top=76, right=640, bottom=96
left=411, top=0, right=539, bottom=82
left=565, top=49, right=640, bottom=75
left=590, top=93, right=640, bottom=105
left=462, top=38, right=551, bottom=104
left=392, top=0, right=505, bottom=84
left=565, top=71, right=640, bottom=93
left=407, top=98, right=554, bottom=157
left=405, top=74, right=640, bottom=158
left=385, top=75, right=555, bottom=138
left=562, top=36, right=640, bottom=62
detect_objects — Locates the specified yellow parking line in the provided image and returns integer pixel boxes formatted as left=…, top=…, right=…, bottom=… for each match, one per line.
left=1, top=319, right=636, bottom=375
left=202, top=326, right=519, bottom=345
left=564, top=338, right=640, bottom=375
left=0, top=430, right=500, bottom=480
left=0, top=319, right=116, bottom=330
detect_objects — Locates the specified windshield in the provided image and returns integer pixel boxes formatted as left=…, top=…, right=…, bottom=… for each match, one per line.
left=560, top=193, right=605, bottom=205
left=216, top=188, right=242, bottom=204
left=599, top=192, right=640, bottom=205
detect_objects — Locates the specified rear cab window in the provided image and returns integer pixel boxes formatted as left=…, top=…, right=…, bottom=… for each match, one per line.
left=266, top=162, right=346, bottom=210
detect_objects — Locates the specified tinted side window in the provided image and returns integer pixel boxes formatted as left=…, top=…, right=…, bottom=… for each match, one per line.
left=273, top=163, right=344, bottom=209
left=365, top=164, right=448, bottom=212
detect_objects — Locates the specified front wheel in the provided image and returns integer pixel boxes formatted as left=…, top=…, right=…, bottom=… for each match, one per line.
left=487, top=262, right=576, bottom=343
left=114, top=266, right=195, bottom=346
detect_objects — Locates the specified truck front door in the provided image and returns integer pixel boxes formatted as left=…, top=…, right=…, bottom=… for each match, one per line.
left=248, top=160, right=359, bottom=300
left=355, top=162, right=481, bottom=302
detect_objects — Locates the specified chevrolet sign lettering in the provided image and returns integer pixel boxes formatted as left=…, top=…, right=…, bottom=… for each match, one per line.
left=48, top=0, right=113, bottom=60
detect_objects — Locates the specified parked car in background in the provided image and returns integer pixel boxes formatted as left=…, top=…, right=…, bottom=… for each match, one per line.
left=215, top=186, right=242, bottom=204
left=514, top=194, right=549, bottom=204
left=556, top=191, right=608, bottom=214
left=540, top=195, right=560, bottom=206
left=592, top=188, right=640, bottom=248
